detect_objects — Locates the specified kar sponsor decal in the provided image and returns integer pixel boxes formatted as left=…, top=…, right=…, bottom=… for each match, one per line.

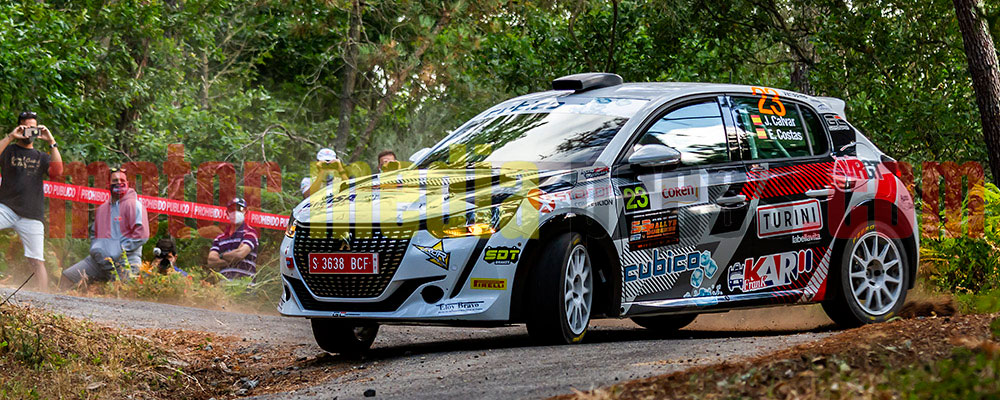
left=483, top=246, right=521, bottom=265
left=470, top=278, right=507, bottom=290
left=413, top=240, right=450, bottom=270
left=756, top=199, right=822, bottom=238
left=624, top=250, right=711, bottom=283
left=627, top=210, right=679, bottom=251
left=437, top=300, right=485, bottom=315
left=727, top=249, right=815, bottom=293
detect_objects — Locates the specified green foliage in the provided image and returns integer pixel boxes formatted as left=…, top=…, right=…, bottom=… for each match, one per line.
left=922, top=183, right=1000, bottom=296
left=890, top=347, right=1000, bottom=398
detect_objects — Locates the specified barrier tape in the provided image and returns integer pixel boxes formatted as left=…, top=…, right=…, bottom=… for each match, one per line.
left=43, top=180, right=290, bottom=230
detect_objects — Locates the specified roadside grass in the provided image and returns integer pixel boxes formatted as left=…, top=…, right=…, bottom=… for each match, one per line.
left=68, top=260, right=283, bottom=314
left=564, top=313, right=1000, bottom=400
left=0, top=303, right=347, bottom=399
left=0, top=303, right=190, bottom=399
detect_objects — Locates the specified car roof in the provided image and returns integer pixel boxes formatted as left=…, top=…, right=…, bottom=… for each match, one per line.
left=508, top=82, right=844, bottom=117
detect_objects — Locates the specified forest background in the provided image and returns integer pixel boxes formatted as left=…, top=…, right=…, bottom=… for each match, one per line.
left=0, top=0, right=997, bottom=306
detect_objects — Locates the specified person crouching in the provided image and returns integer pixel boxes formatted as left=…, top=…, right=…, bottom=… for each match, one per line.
left=61, top=168, right=149, bottom=288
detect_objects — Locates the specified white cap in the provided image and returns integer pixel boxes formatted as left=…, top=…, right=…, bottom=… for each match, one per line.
left=300, top=177, right=313, bottom=195
left=317, top=148, right=338, bottom=162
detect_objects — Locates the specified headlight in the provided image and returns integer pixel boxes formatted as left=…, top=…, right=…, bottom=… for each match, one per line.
left=429, top=203, right=518, bottom=238
left=285, top=217, right=297, bottom=238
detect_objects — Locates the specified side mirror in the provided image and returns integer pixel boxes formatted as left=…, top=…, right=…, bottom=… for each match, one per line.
left=409, top=147, right=431, bottom=163
left=627, top=144, right=681, bottom=168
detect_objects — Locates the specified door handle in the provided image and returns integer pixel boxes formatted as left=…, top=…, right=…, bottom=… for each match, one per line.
left=716, top=194, right=747, bottom=207
left=805, top=187, right=835, bottom=198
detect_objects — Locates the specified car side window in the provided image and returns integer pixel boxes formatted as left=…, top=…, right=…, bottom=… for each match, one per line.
left=731, top=96, right=811, bottom=160
left=800, top=106, right=829, bottom=155
left=634, top=100, right=729, bottom=166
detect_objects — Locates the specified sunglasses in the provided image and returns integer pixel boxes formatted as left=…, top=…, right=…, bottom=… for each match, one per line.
left=18, top=111, right=37, bottom=124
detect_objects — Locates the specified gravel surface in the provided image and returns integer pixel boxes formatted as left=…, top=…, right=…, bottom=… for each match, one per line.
left=1, top=287, right=833, bottom=399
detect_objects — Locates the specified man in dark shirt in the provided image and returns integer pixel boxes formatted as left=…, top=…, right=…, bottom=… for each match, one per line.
left=207, top=198, right=259, bottom=279
left=0, top=111, right=63, bottom=291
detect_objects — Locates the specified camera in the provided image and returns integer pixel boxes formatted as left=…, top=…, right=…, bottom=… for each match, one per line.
left=22, top=127, right=40, bottom=138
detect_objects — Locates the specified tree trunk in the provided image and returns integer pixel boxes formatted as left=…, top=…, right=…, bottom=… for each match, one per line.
left=348, top=7, right=452, bottom=162
left=791, top=62, right=811, bottom=95
left=953, top=0, right=1000, bottom=185
left=333, top=0, right=363, bottom=153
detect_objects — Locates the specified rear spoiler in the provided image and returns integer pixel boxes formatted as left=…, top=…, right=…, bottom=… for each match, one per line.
left=817, top=96, right=847, bottom=118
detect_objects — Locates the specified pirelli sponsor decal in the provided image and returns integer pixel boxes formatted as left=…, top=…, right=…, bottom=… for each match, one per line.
left=756, top=199, right=822, bottom=238
left=470, top=278, right=507, bottom=290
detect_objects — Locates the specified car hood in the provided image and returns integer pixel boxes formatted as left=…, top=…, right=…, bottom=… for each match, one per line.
left=291, top=168, right=582, bottom=226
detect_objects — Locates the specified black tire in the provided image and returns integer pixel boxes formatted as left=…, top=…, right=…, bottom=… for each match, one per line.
left=311, top=319, right=379, bottom=357
left=526, top=232, right=593, bottom=344
left=631, top=314, right=697, bottom=332
left=822, top=220, right=910, bottom=328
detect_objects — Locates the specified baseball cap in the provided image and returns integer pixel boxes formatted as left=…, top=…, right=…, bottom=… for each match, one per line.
left=300, top=177, right=313, bottom=195
left=317, top=148, right=338, bottom=162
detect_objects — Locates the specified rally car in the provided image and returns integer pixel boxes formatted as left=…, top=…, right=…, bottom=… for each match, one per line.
left=278, top=73, right=918, bottom=354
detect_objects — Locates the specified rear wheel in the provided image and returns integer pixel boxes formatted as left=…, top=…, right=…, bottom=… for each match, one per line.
left=822, top=221, right=909, bottom=327
left=526, top=232, right=593, bottom=344
left=311, top=319, right=379, bottom=357
left=631, top=314, right=697, bottom=333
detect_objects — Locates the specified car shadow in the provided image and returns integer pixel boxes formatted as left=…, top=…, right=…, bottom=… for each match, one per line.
left=311, top=323, right=840, bottom=365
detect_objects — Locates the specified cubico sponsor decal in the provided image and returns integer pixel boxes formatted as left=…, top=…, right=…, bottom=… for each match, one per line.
left=756, top=199, right=822, bottom=238
left=624, top=250, right=711, bottom=283
left=470, top=278, right=507, bottom=290
left=483, top=246, right=521, bottom=265
left=581, top=167, right=610, bottom=180
left=727, top=249, right=815, bottom=292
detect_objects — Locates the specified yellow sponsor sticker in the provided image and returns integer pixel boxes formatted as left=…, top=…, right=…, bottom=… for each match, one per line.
left=470, top=278, right=507, bottom=290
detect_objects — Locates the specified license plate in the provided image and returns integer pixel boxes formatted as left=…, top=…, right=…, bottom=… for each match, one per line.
left=308, top=253, right=379, bottom=274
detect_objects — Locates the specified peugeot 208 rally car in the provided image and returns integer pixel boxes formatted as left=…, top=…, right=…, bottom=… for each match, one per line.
left=279, top=73, right=918, bottom=354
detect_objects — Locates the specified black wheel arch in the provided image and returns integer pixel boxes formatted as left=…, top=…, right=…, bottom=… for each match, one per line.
left=829, top=199, right=918, bottom=292
left=509, top=212, right=621, bottom=322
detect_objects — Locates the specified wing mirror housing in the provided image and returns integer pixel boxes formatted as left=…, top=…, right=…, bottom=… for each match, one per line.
left=627, top=144, right=681, bottom=168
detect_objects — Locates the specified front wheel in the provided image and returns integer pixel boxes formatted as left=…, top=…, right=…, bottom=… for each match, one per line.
left=311, top=319, right=379, bottom=357
left=822, top=221, right=910, bottom=327
left=526, top=232, right=593, bottom=344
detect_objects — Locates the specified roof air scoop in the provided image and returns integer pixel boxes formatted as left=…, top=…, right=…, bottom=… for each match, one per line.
left=552, top=73, right=623, bottom=92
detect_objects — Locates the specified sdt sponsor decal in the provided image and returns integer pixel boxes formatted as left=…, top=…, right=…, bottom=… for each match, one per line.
left=756, top=199, right=822, bottom=238
left=624, top=250, right=710, bottom=283
left=727, top=249, right=815, bottom=292
left=483, top=246, right=520, bottom=265
left=470, top=278, right=507, bottom=290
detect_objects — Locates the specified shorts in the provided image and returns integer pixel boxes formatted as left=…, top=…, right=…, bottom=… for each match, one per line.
left=62, top=251, right=141, bottom=284
left=0, top=203, right=44, bottom=261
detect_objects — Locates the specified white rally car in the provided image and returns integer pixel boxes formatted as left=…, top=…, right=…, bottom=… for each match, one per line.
left=279, top=73, right=918, bottom=354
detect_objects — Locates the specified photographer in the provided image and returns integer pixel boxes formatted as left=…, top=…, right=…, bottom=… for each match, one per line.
left=0, top=111, right=63, bottom=291
left=149, top=237, right=187, bottom=276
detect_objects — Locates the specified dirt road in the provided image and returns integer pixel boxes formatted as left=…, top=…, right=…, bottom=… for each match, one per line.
left=1, top=287, right=833, bottom=399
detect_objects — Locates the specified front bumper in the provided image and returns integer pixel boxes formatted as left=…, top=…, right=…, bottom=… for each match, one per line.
left=277, top=229, right=521, bottom=321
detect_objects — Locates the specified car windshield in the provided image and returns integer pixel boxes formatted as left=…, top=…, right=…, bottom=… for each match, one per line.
left=417, top=97, right=648, bottom=169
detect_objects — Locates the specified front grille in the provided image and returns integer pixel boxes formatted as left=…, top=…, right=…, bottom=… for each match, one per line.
left=293, top=225, right=414, bottom=298
left=285, top=275, right=444, bottom=312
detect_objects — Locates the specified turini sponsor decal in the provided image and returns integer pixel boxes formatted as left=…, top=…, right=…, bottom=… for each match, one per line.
left=756, top=199, right=822, bottom=238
